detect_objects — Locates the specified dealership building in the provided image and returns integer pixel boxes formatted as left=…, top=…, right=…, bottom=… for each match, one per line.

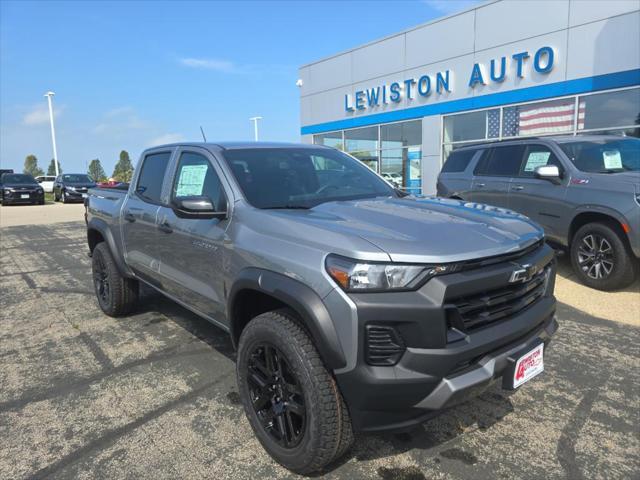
left=298, top=0, right=640, bottom=194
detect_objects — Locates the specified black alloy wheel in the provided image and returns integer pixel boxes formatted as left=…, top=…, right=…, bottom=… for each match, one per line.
left=93, top=250, right=111, bottom=307
left=246, top=343, right=306, bottom=448
left=576, top=233, right=614, bottom=280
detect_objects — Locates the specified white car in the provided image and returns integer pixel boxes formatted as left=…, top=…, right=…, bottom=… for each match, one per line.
left=35, top=175, right=56, bottom=193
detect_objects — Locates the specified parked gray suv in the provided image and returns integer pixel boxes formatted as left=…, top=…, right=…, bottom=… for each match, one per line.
left=86, top=142, right=558, bottom=473
left=437, top=135, right=640, bottom=291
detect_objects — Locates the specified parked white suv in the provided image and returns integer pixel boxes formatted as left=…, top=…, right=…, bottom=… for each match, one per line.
left=35, top=175, right=56, bottom=193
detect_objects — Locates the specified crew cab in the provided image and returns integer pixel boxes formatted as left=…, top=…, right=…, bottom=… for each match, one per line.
left=85, top=142, right=558, bottom=474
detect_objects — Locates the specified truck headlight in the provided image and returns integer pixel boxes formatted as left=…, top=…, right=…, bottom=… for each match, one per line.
left=326, top=254, right=458, bottom=292
left=4, top=188, right=13, bottom=193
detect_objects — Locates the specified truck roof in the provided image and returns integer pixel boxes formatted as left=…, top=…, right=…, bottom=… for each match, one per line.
left=148, top=141, right=324, bottom=151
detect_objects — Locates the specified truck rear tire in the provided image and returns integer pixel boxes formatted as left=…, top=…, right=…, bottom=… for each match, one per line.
left=570, top=222, right=636, bottom=291
left=237, top=309, right=353, bottom=474
left=91, top=242, right=139, bottom=316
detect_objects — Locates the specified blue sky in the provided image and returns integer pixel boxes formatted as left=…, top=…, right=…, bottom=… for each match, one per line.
left=0, top=0, right=479, bottom=175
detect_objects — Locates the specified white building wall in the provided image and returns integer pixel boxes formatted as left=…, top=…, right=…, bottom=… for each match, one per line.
left=299, top=0, right=640, bottom=193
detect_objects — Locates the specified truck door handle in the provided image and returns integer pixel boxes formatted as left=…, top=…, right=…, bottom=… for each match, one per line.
left=511, top=185, right=524, bottom=191
left=157, top=221, right=173, bottom=234
left=476, top=183, right=485, bottom=188
left=124, top=212, right=136, bottom=222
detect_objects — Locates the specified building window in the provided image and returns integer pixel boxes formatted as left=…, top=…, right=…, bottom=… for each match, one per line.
left=441, top=86, right=640, bottom=164
left=313, top=131, right=343, bottom=149
left=313, top=120, right=422, bottom=193
left=578, top=88, right=640, bottom=131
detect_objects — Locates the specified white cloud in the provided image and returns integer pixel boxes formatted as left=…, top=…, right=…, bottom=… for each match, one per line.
left=179, top=57, right=237, bottom=73
left=423, top=0, right=482, bottom=15
left=22, top=104, right=63, bottom=126
left=93, top=107, right=150, bottom=135
left=147, top=133, right=185, bottom=146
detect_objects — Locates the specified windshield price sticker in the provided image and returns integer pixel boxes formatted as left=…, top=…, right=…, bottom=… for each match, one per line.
left=176, top=164, right=208, bottom=197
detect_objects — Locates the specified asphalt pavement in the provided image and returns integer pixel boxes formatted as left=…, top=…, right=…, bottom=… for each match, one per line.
left=0, top=220, right=638, bottom=480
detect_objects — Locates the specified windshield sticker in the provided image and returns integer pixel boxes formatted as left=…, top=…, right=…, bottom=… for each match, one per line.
left=603, top=150, right=623, bottom=170
left=524, top=151, right=551, bottom=172
left=175, top=164, right=208, bottom=197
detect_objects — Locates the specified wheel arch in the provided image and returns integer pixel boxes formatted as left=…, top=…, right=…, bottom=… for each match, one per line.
left=87, top=218, right=132, bottom=277
left=228, top=268, right=346, bottom=370
left=569, top=209, right=630, bottom=247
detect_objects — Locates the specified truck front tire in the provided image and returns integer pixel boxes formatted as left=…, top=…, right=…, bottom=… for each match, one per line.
left=237, top=309, right=353, bottom=474
left=570, top=222, right=636, bottom=291
left=91, top=242, right=139, bottom=316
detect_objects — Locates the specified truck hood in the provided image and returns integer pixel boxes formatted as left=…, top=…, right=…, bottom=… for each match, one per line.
left=269, top=197, right=544, bottom=263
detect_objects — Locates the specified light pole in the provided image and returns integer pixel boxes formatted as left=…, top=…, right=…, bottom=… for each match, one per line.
left=44, top=91, right=60, bottom=177
left=249, top=116, right=262, bottom=141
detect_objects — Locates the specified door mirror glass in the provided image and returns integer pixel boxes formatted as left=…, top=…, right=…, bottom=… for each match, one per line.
left=172, top=195, right=226, bottom=219
left=534, top=165, right=561, bottom=183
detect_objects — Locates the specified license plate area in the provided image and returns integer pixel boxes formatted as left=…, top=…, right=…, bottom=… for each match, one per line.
left=21, top=194, right=29, bottom=199
left=503, top=342, right=544, bottom=390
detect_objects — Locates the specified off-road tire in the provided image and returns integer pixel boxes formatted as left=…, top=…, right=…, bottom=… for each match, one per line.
left=570, top=222, right=636, bottom=291
left=91, top=242, right=139, bottom=316
left=237, top=309, right=354, bottom=474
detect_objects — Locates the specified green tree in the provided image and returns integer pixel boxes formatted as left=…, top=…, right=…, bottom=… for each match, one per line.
left=88, top=159, right=107, bottom=182
left=46, top=158, right=62, bottom=176
left=23, top=154, right=44, bottom=177
left=112, top=150, right=134, bottom=182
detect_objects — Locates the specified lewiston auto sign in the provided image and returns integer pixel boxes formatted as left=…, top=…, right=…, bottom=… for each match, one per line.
left=343, top=46, right=555, bottom=112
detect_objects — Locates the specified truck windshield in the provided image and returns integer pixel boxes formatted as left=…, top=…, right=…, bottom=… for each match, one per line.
left=559, top=138, right=640, bottom=173
left=63, top=174, right=94, bottom=183
left=221, top=147, right=396, bottom=209
left=1, top=174, right=36, bottom=184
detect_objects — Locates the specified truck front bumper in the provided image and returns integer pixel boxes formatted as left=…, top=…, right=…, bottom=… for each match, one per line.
left=333, top=243, right=558, bottom=433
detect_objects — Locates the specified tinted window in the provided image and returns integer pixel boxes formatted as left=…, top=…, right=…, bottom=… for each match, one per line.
left=136, top=152, right=172, bottom=203
left=222, top=147, right=395, bottom=209
left=172, top=152, right=226, bottom=211
left=519, top=145, right=563, bottom=177
left=579, top=88, right=640, bottom=131
left=62, top=174, right=93, bottom=183
left=442, top=150, right=477, bottom=173
left=1, top=174, right=36, bottom=184
left=559, top=138, right=640, bottom=172
left=475, top=145, right=525, bottom=176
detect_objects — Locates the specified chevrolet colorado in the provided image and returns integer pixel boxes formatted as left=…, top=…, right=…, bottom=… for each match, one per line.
left=85, top=142, right=558, bottom=474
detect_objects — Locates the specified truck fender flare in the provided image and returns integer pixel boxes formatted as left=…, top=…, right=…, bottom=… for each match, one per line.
left=228, top=268, right=346, bottom=370
left=570, top=205, right=629, bottom=236
left=87, top=218, right=132, bottom=278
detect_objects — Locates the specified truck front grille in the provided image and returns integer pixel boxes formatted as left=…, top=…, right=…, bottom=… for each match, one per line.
left=365, top=325, right=405, bottom=366
left=446, top=267, right=549, bottom=333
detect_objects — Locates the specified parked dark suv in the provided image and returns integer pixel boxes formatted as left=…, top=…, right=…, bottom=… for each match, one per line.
left=437, top=135, right=640, bottom=291
left=0, top=173, right=45, bottom=205
left=53, top=173, right=96, bottom=203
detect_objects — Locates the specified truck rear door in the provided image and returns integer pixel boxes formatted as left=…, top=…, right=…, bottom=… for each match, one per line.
left=469, top=145, right=524, bottom=209
left=122, top=150, right=173, bottom=284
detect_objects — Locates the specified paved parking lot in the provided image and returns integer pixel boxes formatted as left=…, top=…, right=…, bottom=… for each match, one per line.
left=1, top=214, right=639, bottom=479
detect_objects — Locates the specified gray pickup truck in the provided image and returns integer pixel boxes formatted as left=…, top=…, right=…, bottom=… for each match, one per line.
left=437, top=135, right=640, bottom=291
left=85, top=142, right=558, bottom=474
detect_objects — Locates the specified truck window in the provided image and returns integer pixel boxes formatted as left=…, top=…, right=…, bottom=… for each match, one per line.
left=474, top=145, right=525, bottom=176
left=172, top=152, right=226, bottom=211
left=519, top=145, right=563, bottom=177
left=136, top=152, right=172, bottom=204
left=442, top=150, right=477, bottom=173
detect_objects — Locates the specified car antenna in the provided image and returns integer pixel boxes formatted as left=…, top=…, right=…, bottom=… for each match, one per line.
left=199, top=126, right=207, bottom=142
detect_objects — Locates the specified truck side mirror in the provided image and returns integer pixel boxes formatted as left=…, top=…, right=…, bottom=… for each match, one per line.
left=534, top=165, right=562, bottom=184
left=172, top=196, right=227, bottom=220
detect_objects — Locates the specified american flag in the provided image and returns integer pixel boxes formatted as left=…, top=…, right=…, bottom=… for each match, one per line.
left=488, top=100, right=585, bottom=137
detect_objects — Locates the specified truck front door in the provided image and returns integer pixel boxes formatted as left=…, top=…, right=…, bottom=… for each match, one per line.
left=156, top=148, right=231, bottom=323
left=122, top=150, right=173, bottom=285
